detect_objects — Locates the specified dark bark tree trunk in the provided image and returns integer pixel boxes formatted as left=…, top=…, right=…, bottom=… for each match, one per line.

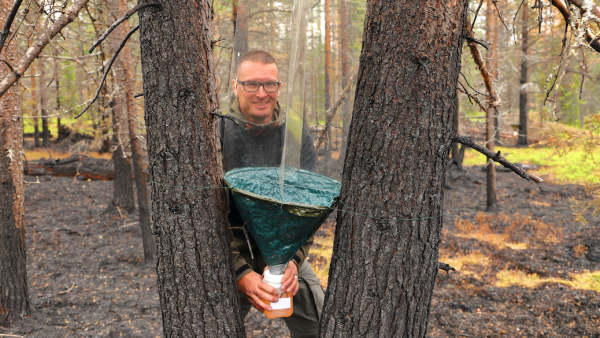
left=108, top=96, right=135, bottom=213
left=518, top=4, right=529, bottom=146
left=319, top=0, right=467, bottom=336
left=139, top=1, right=245, bottom=336
left=107, top=0, right=155, bottom=262
left=56, top=77, right=61, bottom=140
left=0, top=0, right=30, bottom=323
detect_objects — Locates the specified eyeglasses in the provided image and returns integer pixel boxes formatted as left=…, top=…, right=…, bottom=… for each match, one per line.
left=236, top=79, right=281, bottom=93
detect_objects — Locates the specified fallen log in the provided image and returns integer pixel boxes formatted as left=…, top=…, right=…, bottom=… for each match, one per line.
left=25, top=154, right=114, bottom=180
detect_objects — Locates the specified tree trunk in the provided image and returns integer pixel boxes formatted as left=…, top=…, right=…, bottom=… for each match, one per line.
left=324, top=0, right=333, bottom=173
left=139, top=1, right=245, bottom=336
left=39, top=58, right=50, bottom=147
left=486, top=0, right=499, bottom=142
left=451, top=94, right=460, bottom=162
left=106, top=0, right=155, bottom=262
left=0, top=0, right=30, bottom=323
left=56, top=77, right=61, bottom=140
left=108, top=96, right=135, bottom=213
left=319, top=0, right=467, bottom=336
left=518, top=4, right=529, bottom=146
left=339, top=0, right=351, bottom=161
left=29, top=56, right=40, bottom=148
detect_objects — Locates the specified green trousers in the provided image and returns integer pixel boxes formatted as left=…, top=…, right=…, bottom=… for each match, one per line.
left=239, top=262, right=324, bottom=338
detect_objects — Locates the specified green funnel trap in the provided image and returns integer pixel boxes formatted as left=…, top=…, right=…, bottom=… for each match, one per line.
left=224, top=167, right=340, bottom=267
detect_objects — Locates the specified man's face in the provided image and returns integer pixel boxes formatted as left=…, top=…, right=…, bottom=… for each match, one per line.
left=233, top=61, right=280, bottom=124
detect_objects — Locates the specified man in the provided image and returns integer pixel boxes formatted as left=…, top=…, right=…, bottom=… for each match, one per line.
left=220, top=50, right=323, bottom=338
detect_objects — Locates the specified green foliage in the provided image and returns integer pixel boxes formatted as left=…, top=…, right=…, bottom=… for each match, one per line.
left=462, top=145, right=600, bottom=184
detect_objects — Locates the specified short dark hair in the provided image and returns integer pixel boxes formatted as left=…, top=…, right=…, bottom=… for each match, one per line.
left=235, top=50, right=278, bottom=76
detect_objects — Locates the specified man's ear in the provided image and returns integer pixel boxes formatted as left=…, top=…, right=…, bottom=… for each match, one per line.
left=232, top=79, right=237, bottom=96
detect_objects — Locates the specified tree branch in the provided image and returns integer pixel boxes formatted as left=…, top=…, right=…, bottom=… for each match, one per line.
left=438, top=262, right=455, bottom=273
left=551, top=0, right=600, bottom=53
left=0, top=0, right=90, bottom=99
left=75, top=25, right=139, bottom=119
left=88, top=2, right=162, bottom=54
left=0, top=0, right=23, bottom=53
left=452, top=135, right=543, bottom=183
left=314, top=73, right=356, bottom=152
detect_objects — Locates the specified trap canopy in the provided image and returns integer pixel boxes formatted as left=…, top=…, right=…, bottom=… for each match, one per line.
left=220, top=0, right=365, bottom=270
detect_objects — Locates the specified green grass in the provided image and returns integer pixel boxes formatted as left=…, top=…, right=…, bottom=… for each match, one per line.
left=462, top=146, right=600, bottom=184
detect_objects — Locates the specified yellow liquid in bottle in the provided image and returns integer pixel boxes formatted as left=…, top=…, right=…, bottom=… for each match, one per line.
left=263, top=292, right=293, bottom=319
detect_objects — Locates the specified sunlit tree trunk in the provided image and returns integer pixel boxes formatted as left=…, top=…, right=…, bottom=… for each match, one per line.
left=320, top=0, right=467, bottom=336
left=0, top=0, right=30, bottom=324
left=486, top=0, right=499, bottom=142
left=484, top=2, right=498, bottom=210
left=29, top=57, right=40, bottom=148
left=339, top=0, right=351, bottom=161
left=324, top=0, right=333, bottom=173
left=139, top=0, right=245, bottom=336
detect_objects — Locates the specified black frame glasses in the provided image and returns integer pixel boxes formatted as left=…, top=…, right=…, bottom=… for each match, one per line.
left=236, top=79, right=281, bottom=93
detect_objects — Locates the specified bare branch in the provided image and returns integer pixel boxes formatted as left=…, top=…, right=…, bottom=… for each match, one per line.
left=0, top=0, right=90, bottom=98
left=88, top=2, right=162, bottom=54
left=0, top=59, right=16, bottom=73
left=551, top=0, right=600, bottom=53
left=470, top=0, right=485, bottom=32
left=314, top=73, right=356, bottom=152
left=438, top=262, right=455, bottom=273
left=452, top=135, right=543, bottom=183
left=0, top=0, right=23, bottom=53
left=464, top=35, right=488, bottom=49
left=75, top=25, right=139, bottom=119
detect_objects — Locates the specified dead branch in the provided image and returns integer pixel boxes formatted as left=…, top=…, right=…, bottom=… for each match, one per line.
left=75, top=25, right=139, bottom=119
left=470, top=0, right=485, bottom=32
left=134, top=92, right=143, bottom=98
left=0, top=0, right=23, bottom=53
left=314, top=73, right=356, bottom=152
left=438, top=262, right=455, bottom=273
left=0, top=59, right=16, bottom=72
left=452, top=135, right=543, bottom=183
left=551, top=0, right=600, bottom=53
left=464, top=35, right=488, bottom=49
left=88, top=2, right=162, bottom=53
left=212, top=111, right=240, bottom=126
left=464, top=20, right=499, bottom=108
left=0, top=0, right=90, bottom=98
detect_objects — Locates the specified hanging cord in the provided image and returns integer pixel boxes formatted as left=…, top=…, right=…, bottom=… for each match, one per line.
left=229, top=222, right=255, bottom=260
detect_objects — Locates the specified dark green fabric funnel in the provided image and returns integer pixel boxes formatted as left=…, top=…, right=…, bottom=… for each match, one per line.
left=224, top=167, right=341, bottom=267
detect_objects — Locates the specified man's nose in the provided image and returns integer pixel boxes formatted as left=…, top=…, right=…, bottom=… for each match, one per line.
left=255, top=85, right=268, bottom=97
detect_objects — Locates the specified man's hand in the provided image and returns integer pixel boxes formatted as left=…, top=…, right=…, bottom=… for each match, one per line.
left=280, top=263, right=300, bottom=296
left=237, top=271, right=278, bottom=312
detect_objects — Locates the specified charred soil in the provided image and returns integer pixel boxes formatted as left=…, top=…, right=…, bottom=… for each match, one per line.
left=0, top=164, right=598, bottom=337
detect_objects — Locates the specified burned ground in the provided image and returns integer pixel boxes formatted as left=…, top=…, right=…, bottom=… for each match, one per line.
left=0, top=163, right=598, bottom=337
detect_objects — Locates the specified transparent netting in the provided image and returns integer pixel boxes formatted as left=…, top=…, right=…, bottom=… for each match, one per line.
left=214, top=0, right=366, bottom=270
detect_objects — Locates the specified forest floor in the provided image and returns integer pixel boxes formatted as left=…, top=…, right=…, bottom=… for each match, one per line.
left=1, top=160, right=599, bottom=337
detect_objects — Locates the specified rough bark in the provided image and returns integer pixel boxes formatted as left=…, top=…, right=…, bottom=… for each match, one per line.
left=518, top=4, right=529, bottom=146
left=0, top=0, right=30, bottom=323
left=451, top=94, right=460, bottom=161
left=106, top=0, right=155, bottom=262
left=319, top=0, right=467, bottom=336
left=108, top=96, right=135, bottom=213
left=139, top=1, right=245, bottom=336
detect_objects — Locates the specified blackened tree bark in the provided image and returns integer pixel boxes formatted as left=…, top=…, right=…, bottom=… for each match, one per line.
left=139, top=1, right=245, bottom=336
left=107, top=0, right=155, bottom=262
left=108, top=96, right=135, bottom=213
left=518, top=4, right=529, bottom=146
left=319, top=0, right=467, bottom=336
left=0, top=0, right=30, bottom=324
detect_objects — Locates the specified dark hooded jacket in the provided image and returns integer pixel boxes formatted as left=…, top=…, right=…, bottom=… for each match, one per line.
left=222, top=98, right=317, bottom=281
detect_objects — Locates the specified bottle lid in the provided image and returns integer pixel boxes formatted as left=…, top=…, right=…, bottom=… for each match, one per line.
left=263, top=268, right=284, bottom=285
